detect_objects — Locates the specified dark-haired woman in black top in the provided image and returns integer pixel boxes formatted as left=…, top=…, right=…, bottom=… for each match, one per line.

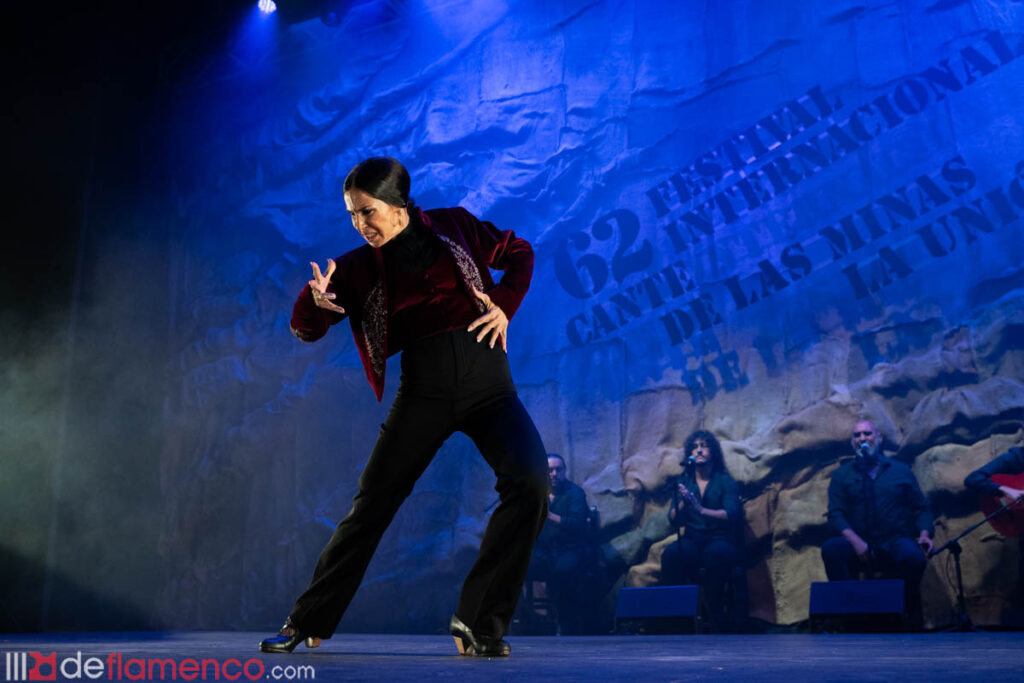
left=259, top=157, right=548, bottom=657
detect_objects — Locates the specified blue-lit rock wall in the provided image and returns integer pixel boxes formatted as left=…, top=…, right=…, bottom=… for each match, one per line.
left=157, top=0, right=1023, bottom=630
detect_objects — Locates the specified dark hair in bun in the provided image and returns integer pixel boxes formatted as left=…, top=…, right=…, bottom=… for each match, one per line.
left=343, top=157, right=412, bottom=208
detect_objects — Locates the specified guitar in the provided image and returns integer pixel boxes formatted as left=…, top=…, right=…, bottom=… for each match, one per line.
left=979, top=473, right=1024, bottom=537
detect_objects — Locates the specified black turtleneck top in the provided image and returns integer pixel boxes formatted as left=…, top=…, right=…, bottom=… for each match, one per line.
left=382, top=211, right=480, bottom=353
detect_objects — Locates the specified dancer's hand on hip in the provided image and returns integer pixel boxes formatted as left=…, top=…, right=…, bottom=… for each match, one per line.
left=468, top=287, right=508, bottom=350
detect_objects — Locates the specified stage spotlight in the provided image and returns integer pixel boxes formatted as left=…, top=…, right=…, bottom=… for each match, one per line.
left=321, top=1, right=344, bottom=26
left=258, top=0, right=277, bottom=14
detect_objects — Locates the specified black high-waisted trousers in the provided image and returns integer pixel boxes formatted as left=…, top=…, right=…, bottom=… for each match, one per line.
left=288, top=329, right=549, bottom=640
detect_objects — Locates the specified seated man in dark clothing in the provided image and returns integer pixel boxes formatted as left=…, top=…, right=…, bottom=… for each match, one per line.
left=660, top=430, right=742, bottom=628
left=822, top=420, right=934, bottom=627
left=964, top=446, right=1024, bottom=605
left=527, top=453, right=593, bottom=633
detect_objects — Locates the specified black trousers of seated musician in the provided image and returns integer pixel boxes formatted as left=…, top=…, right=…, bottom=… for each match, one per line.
left=288, top=329, right=549, bottom=640
left=821, top=535, right=927, bottom=626
left=660, top=531, right=739, bottom=622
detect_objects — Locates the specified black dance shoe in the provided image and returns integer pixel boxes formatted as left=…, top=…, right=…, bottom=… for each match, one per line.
left=448, top=615, right=511, bottom=657
left=259, top=619, right=321, bottom=653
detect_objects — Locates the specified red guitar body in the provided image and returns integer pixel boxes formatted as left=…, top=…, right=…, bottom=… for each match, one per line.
left=979, top=473, right=1024, bottom=537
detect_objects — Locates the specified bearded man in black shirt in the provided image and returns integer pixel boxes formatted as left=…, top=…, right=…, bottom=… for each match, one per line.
left=822, top=420, right=934, bottom=626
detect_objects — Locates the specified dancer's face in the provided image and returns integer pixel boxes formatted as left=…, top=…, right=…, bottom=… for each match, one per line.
left=344, top=188, right=408, bottom=247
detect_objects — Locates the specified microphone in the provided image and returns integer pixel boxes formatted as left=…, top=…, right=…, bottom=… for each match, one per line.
left=858, top=442, right=871, bottom=459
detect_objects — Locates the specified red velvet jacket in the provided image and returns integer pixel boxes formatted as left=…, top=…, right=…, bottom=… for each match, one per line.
left=290, top=206, right=534, bottom=401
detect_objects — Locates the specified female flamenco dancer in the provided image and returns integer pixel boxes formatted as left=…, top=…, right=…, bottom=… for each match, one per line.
left=259, top=157, right=548, bottom=657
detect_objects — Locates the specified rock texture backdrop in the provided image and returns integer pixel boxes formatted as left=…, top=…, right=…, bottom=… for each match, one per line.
left=7, top=1, right=1021, bottom=632
left=157, top=1, right=1023, bottom=631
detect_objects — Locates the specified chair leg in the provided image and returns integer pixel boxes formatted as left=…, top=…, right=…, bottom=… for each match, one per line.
left=520, top=580, right=559, bottom=635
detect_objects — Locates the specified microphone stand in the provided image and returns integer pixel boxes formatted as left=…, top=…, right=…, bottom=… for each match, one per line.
left=928, top=498, right=1016, bottom=632
left=671, top=474, right=684, bottom=552
left=672, top=457, right=698, bottom=551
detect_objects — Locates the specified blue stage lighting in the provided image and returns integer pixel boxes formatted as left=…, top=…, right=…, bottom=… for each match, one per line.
left=258, top=0, right=277, bottom=14
left=322, top=1, right=343, bottom=27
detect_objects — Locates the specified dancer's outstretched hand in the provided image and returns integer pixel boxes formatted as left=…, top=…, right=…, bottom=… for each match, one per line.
left=309, top=259, right=345, bottom=314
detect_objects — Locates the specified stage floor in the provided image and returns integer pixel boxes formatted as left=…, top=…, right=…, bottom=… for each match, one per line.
left=2, top=631, right=1022, bottom=682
